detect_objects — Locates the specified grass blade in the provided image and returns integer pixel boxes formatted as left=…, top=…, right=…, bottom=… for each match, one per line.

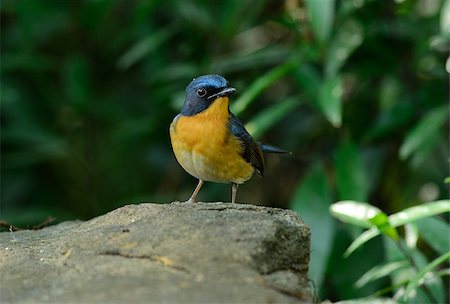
left=305, top=0, right=335, bottom=44
left=416, top=216, right=450, bottom=255
left=244, top=96, right=300, bottom=140
left=334, top=141, right=369, bottom=201
left=330, top=201, right=381, bottom=228
left=345, top=200, right=450, bottom=256
left=231, top=61, right=296, bottom=115
left=404, top=252, right=450, bottom=300
left=355, top=260, right=409, bottom=288
left=318, top=75, right=342, bottom=127
left=399, top=105, right=448, bottom=160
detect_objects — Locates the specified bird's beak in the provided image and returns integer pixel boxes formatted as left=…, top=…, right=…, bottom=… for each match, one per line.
left=207, top=87, right=236, bottom=100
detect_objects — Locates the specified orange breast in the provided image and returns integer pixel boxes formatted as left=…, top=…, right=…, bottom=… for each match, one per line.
left=169, top=97, right=254, bottom=183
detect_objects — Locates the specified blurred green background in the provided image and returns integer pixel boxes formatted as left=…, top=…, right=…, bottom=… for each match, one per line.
left=1, top=0, right=448, bottom=302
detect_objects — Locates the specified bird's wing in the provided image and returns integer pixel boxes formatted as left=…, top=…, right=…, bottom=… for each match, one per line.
left=259, top=143, right=289, bottom=154
left=228, top=113, right=265, bottom=176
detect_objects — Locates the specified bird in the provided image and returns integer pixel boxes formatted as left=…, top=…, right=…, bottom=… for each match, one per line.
left=169, top=74, right=287, bottom=204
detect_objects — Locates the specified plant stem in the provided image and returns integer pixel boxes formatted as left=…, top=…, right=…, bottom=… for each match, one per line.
left=396, top=239, right=437, bottom=303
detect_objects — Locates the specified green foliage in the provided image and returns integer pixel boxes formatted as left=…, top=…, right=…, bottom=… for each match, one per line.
left=318, top=74, right=343, bottom=127
left=231, top=62, right=296, bottom=115
left=404, top=251, right=450, bottom=301
left=306, top=0, right=335, bottom=45
left=399, top=105, right=448, bottom=160
left=290, top=162, right=334, bottom=290
left=334, top=140, right=369, bottom=201
left=344, top=200, right=450, bottom=256
left=331, top=199, right=450, bottom=302
left=330, top=200, right=381, bottom=228
left=1, top=0, right=448, bottom=302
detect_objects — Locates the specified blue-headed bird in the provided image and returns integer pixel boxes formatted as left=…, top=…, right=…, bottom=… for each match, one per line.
left=169, top=74, right=286, bottom=204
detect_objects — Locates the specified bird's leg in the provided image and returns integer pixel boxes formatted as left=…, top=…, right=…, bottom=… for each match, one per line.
left=231, top=183, right=239, bottom=204
left=186, top=179, right=204, bottom=203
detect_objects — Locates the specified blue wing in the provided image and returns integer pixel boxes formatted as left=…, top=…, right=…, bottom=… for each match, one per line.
left=259, top=143, right=289, bottom=154
left=228, top=114, right=265, bottom=176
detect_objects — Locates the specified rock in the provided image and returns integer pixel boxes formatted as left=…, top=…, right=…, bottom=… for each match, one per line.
left=0, top=202, right=311, bottom=303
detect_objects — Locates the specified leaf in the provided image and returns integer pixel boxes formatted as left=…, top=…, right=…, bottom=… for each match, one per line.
left=292, top=64, right=321, bottom=101
left=389, top=200, right=450, bottom=227
left=444, top=177, right=450, bottom=184
left=409, top=128, right=442, bottom=169
left=2, top=127, right=68, bottom=168
left=369, top=213, right=398, bottom=241
left=441, top=0, right=450, bottom=35
left=399, top=105, right=448, bottom=160
left=355, top=260, right=409, bottom=288
left=330, top=201, right=381, bottom=228
left=366, top=97, right=415, bottom=141
left=345, top=200, right=450, bottom=256
left=416, top=216, right=450, bottom=255
left=290, top=162, right=334, bottom=288
left=435, top=268, right=450, bottom=278
left=404, top=252, right=450, bottom=300
left=330, top=298, right=397, bottom=304
left=244, top=96, right=300, bottom=140
left=211, top=46, right=292, bottom=74
left=325, top=19, right=364, bottom=77
left=231, top=62, right=296, bottom=115
left=63, top=55, right=91, bottom=110
left=305, top=0, right=335, bottom=44
left=404, top=223, right=418, bottom=249
left=117, top=28, right=174, bottom=70
left=383, top=237, right=445, bottom=303
left=334, top=140, right=369, bottom=201
left=345, top=229, right=377, bottom=257
left=318, top=75, right=342, bottom=127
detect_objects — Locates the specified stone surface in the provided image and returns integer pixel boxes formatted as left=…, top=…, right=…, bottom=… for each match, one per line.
left=0, top=202, right=311, bottom=303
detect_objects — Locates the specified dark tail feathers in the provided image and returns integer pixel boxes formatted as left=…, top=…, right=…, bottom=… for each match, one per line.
left=259, top=143, right=290, bottom=154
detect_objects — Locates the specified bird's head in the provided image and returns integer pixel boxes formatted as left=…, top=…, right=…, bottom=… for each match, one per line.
left=181, top=74, right=236, bottom=116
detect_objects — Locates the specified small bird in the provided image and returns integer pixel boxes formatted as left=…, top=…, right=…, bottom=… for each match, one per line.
left=169, top=74, right=286, bottom=204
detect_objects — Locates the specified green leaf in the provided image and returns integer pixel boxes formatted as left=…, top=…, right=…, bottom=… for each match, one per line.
left=305, top=0, right=335, bottom=44
left=404, top=223, right=418, bottom=249
left=389, top=200, right=450, bottom=226
left=345, top=200, right=450, bottom=256
left=334, top=140, right=369, bottom=201
left=318, top=75, right=342, bottom=127
left=244, top=96, right=300, bottom=140
left=290, top=162, right=334, bottom=288
left=345, top=228, right=377, bottom=257
left=409, top=128, right=442, bottom=169
left=63, top=54, right=91, bottom=111
left=329, top=298, right=396, bottom=304
left=117, top=28, right=174, bottom=70
left=416, top=216, right=450, bottom=255
left=231, top=62, right=296, bottom=115
left=404, top=252, right=450, bottom=300
left=292, top=64, right=321, bottom=101
left=330, top=201, right=381, bottom=228
left=399, top=105, right=448, bottom=160
left=441, top=0, right=450, bottom=35
left=369, top=213, right=398, bottom=241
left=325, top=19, right=364, bottom=77
left=435, top=268, right=450, bottom=278
left=211, top=46, right=292, bottom=74
left=355, top=260, right=409, bottom=288
left=444, top=177, right=450, bottom=184
left=383, top=238, right=445, bottom=303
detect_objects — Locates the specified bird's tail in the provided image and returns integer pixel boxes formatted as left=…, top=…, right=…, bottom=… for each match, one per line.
left=259, top=143, right=290, bottom=154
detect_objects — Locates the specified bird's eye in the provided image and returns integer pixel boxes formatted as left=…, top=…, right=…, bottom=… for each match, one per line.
left=197, top=88, right=207, bottom=97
